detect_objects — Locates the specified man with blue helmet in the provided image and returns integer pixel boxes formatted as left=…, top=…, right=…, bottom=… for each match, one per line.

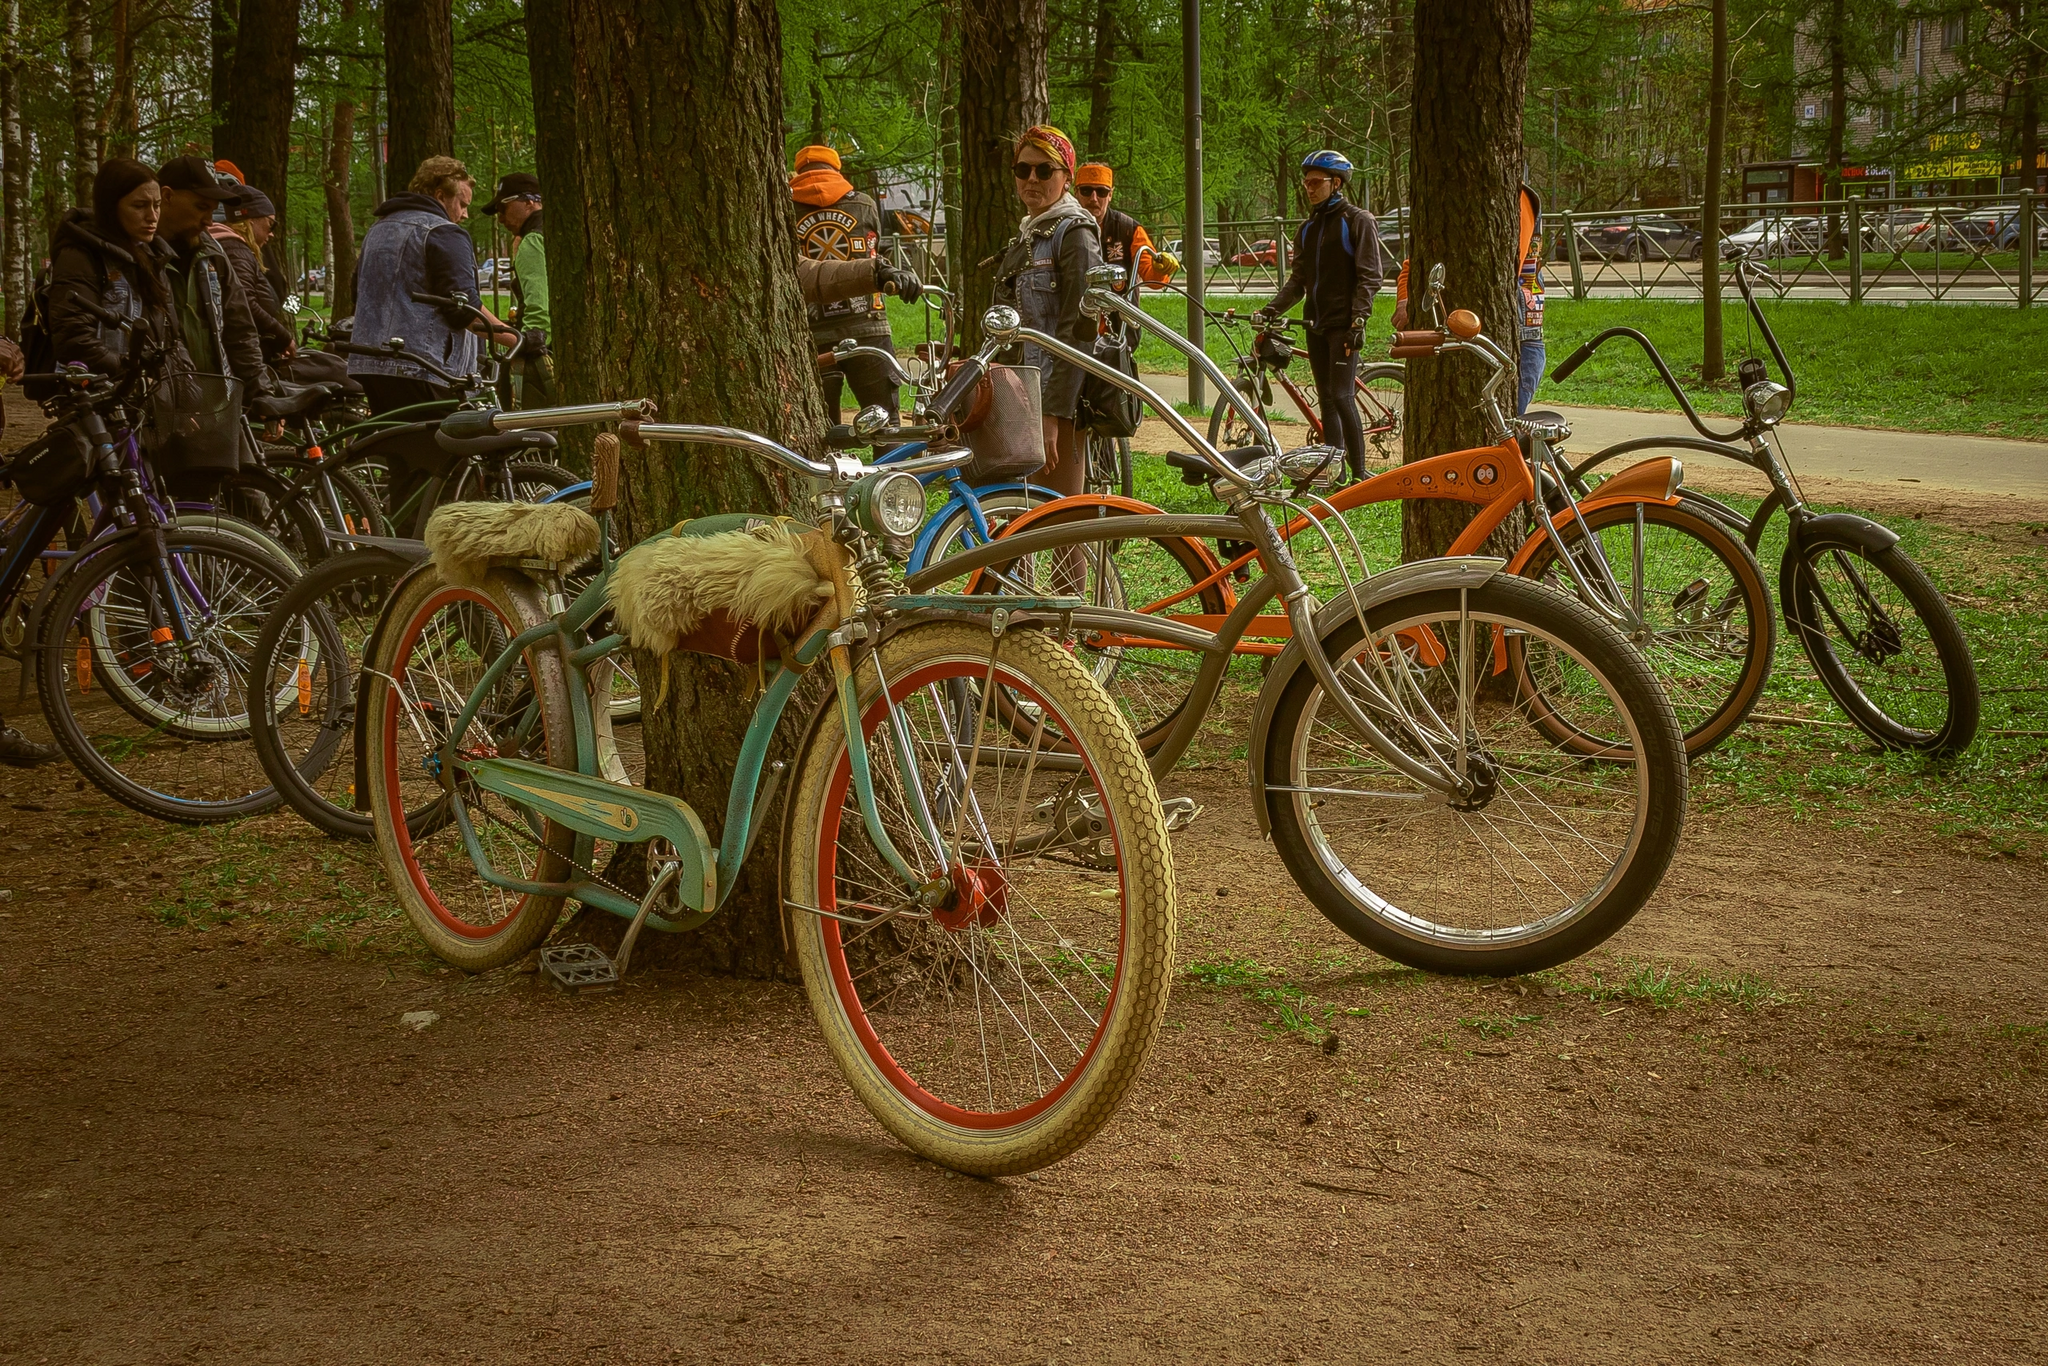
left=1253, top=150, right=1383, bottom=481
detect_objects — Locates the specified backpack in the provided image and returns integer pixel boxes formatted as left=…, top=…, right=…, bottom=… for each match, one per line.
left=1042, top=217, right=1144, bottom=439
left=19, top=272, right=59, bottom=401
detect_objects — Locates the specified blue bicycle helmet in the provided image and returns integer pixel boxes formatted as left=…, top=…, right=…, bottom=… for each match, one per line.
left=1300, top=149, right=1352, bottom=181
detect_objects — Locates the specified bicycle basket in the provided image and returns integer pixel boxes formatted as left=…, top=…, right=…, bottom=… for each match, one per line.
left=143, top=372, right=245, bottom=475
left=962, top=364, right=1045, bottom=484
left=2, top=422, right=94, bottom=506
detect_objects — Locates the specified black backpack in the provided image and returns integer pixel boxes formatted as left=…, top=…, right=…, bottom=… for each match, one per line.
left=19, top=270, right=59, bottom=401
left=1041, top=217, right=1144, bottom=439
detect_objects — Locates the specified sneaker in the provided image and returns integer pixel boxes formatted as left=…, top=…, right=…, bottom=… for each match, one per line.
left=0, top=726, right=59, bottom=768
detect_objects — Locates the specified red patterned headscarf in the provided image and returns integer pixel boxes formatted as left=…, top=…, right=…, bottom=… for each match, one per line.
left=1015, top=125, right=1076, bottom=176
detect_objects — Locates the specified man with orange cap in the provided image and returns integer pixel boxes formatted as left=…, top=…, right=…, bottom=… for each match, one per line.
left=1073, top=164, right=1176, bottom=293
left=791, top=144, right=903, bottom=420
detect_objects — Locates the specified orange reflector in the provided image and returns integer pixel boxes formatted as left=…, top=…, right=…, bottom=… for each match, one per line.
left=297, top=657, right=312, bottom=715
left=308, top=444, right=325, bottom=462
left=151, top=625, right=175, bottom=644
left=75, top=639, right=90, bottom=691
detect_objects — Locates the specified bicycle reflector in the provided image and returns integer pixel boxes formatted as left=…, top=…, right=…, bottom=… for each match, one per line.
left=851, top=469, right=928, bottom=540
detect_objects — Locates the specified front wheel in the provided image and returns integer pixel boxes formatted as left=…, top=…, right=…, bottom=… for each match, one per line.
left=784, top=621, right=1177, bottom=1175
left=1787, top=530, right=1979, bottom=755
left=1261, top=576, right=1687, bottom=976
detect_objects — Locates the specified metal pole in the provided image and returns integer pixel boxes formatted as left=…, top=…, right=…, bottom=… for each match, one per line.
left=2022, top=190, right=2036, bottom=309
left=1566, top=210, right=1586, bottom=299
left=1848, top=197, right=1862, bottom=304
left=1183, top=0, right=1205, bottom=410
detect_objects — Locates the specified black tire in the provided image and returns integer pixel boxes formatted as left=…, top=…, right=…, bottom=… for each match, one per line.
left=37, top=529, right=302, bottom=824
left=1515, top=499, right=1775, bottom=757
left=215, top=465, right=329, bottom=567
left=248, top=549, right=415, bottom=839
left=1262, top=576, right=1687, bottom=976
left=1354, top=362, right=1405, bottom=466
left=1786, top=529, right=1980, bottom=756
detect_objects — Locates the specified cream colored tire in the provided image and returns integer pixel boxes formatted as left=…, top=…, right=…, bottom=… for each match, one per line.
left=784, top=621, right=1177, bottom=1175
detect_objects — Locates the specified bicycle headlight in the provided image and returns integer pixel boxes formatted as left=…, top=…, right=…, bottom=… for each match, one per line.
left=852, top=469, right=928, bottom=539
left=1743, top=380, right=1791, bottom=427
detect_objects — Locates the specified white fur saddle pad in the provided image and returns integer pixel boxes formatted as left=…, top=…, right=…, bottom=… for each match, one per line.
left=425, top=501, right=601, bottom=584
left=608, top=521, right=837, bottom=655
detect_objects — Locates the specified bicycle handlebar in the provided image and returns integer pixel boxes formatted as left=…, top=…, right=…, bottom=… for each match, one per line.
left=437, top=399, right=658, bottom=439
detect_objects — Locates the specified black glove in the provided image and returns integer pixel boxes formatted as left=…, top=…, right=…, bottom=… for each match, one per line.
left=875, top=259, right=923, bottom=305
left=1346, top=316, right=1365, bottom=356
left=521, top=328, right=549, bottom=357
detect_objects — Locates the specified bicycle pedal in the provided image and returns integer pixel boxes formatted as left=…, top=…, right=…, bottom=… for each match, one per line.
left=538, top=943, right=618, bottom=994
left=1162, top=797, right=1204, bottom=833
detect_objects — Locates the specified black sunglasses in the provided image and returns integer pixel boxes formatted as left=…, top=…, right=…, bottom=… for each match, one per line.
left=1075, top=185, right=1111, bottom=197
left=1013, top=162, right=1060, bottom=181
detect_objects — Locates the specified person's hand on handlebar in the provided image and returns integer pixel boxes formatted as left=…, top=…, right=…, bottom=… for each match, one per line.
left=1344, top=315, right=1365, bottom=358
left=1391, top=300, right=1409, bottom=330
left=874, top=259, right=923, bottom=305
left=1249, top=306, right=1276, bottom=328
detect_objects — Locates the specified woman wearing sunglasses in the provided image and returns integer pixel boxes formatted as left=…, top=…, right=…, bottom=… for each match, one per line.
left=990, top=124, right=1103, bottom=498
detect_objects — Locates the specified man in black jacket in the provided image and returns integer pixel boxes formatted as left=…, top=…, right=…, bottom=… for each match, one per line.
left=1254, top=149, right=1382, bottom=480
left=154, top=157, right=270, bottom=394
left=790, top=146, right=899, bottom=421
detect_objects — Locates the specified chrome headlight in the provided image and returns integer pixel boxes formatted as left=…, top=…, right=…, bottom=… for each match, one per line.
left=851, top=468, right=928, bottom=540
left=1743, top=380, right=1791, bottom=427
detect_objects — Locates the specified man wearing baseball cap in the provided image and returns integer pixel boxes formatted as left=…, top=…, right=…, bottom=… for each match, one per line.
left=791, top=144, right=903, bottom=421
left=153, top=155, right=271, bottom=403
left=1073, top=163, right=1176, bottom=294
left=482, top=171, right=553, bottom=407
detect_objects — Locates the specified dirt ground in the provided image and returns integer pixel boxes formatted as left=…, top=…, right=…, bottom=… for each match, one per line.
left=3, top=400, right=2045, bottom=1363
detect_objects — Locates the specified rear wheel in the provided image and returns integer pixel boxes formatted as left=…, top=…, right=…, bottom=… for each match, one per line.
left=1516, top=499, right=1774, bottom=756
left=784, top=621, right=1176, bottom=1175
left=1262, top=576, right=1687, bottom=976
left=363, top=565, right=575, bottom=970
left=1355, top=362, right=1405, bottom=467
left=1787, top=530, right=1979, bottom=755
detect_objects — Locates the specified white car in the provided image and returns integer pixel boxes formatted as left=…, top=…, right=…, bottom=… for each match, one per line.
left=1166, top=237, right=1224, bottom=270
left=1722, top=216, right=1819, bottom=258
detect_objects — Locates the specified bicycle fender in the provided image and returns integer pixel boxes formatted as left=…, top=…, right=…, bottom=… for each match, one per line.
left=543, top=480, right=594, bottom=504
left=1502, top=461, right=1683, bottom=577
left=1778, top=512, right=1902, bottom=635
left=1245, top=556, right=1506, bottom=836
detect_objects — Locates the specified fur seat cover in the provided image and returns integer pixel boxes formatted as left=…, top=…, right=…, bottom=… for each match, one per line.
left=607, top=515, right=838, bottom=656
left=425, top=501, right=602, bottom=585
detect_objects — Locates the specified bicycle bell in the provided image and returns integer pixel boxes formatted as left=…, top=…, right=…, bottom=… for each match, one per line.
left=851, top=404, right=892, bottom=440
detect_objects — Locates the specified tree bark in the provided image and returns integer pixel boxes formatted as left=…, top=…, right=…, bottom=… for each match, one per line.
left=1701, top=0, right=1728, bottom=382
left=957, top=0, right=1047, bottom=348
left=105, top=0, right=138, bottom=161
left=66, top=0, right=96, bottom=202
left=386, top=0, right=455, bottom=184
left=1, top=0, right=23, bottom=338
left=325, top=95, right=358, bottom=314
left=527, top=0, right=828, bottom=978
left=1402, top=0, right=1530, bottom=561
left=1085, top=0, right=1114, bottom=158
left=211, top=0, right=236, bottom=156
left=939, top=0, right=961, bottom=293
left=221, top=0, right=300, bottom=236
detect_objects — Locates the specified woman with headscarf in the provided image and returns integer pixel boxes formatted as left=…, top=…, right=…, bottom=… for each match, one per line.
left=209, top=186, right=295, bottom=366
left=990, top=124, right=1103, bottom=497
left=46, top=158, right=172, bottom=378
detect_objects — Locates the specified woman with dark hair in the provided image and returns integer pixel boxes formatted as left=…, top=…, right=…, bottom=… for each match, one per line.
left=46, top=157, right=171, bottom=376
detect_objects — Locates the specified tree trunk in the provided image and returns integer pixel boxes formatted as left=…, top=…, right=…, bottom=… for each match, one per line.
left=1701, top=0, right=1728, bottom=382
left=1402, top=0, right=1531, bottom=561
left=386, top=0, right=455, bottom=184
left=1824, top=0, right=1846, bottom=258
left=1085, top=0, right=1114, bottom=158
left=957, top=0, right=1047, bottom=348
left=1, top=0, right=22, bottom=338
left=325, top=95, right=358, bottom=315
left=211, top=0, right=236, bottom=155
left=221, top=0, right=299, bottom=237
left=527, top=0, right=828, bottom=978
left=105, top=0, right=138, bottom=161
left=66, top=0, right=95, bottom=201
left=939, top=0, right=961, bottom=294
left=2021, top=0, right=2041, bottom=194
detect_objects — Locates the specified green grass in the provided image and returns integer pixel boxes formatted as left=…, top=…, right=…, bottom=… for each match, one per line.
left=1536, top=962, right=1793, bottom=1011
left=885, top=293, right=2048, bottom=440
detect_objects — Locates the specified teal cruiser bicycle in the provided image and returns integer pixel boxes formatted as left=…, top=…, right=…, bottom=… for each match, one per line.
left=361, top=404, right=1178, bottom=1174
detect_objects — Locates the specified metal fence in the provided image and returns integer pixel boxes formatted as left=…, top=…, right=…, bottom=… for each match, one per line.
left=881, top=192, right=2041, bottom=308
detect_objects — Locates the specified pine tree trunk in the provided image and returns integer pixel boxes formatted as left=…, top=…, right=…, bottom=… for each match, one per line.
left=527, top=0, right=828, bottom=978
left=386, top=0, right=455, bottom=183
left=957, top=0, right=1047, bottom=347
left=325, top=97, right=357, bottom=315
left=65, top=0, right=95, bottom=202
left=211, top=0, right=236, bottom=156
left=1, top=0, right=22, bottom=339
left=221, top=0, right=299, bottom=236
left=939, top=0, right=961, bottom=292
left=105, top=0, right=138, bottom=161
left=1701, top=0, right=1727, bottom=382
left=1402, top=0, right=1530, bottom=561
left=1085, top=0, right=1114, bottom=158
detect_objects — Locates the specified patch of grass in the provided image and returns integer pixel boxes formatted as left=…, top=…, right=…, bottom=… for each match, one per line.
left=1540, top=961, right=1793, bottom=1011
left=1184, top=957, right=1336, bottom=1039
left=1460, top=1012, right=1543, bottom=1039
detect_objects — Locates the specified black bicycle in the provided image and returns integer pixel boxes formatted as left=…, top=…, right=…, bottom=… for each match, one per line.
left=1550, top=252, right=1980, bottom=757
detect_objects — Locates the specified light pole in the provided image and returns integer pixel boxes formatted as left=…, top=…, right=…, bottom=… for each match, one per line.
left=1538, top=86, right=1571, bottom=208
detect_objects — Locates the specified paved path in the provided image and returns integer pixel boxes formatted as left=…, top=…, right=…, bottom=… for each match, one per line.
left=1134, top=372, right=2048, bottom=499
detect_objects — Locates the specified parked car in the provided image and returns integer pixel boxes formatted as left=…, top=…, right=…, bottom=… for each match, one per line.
left=1229, top=239, right=1278, bottom=267
left=1166, top=237, right=1223, bottom=270
left=1554, top=218, right=1702, bottom=262
left=476, top=257, right=514, bottom=289
left=297, top=266, right=327, bottom=294
left=1720, top=216, right=1820, bottom=258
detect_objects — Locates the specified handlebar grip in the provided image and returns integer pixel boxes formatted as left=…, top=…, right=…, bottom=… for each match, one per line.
left=410, top=291, right=457, bottom=308
left=590, top=432, right=620, bottom=514
left=1388, top=344, right=1437, bottom=359
left=1391, top=330, right=1445, bottom=349
left=438, top=408, right=503, bottom=439
left=1549, top=341, right=1598, bottom=383
left=929, top=357, right=987, bottom=423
